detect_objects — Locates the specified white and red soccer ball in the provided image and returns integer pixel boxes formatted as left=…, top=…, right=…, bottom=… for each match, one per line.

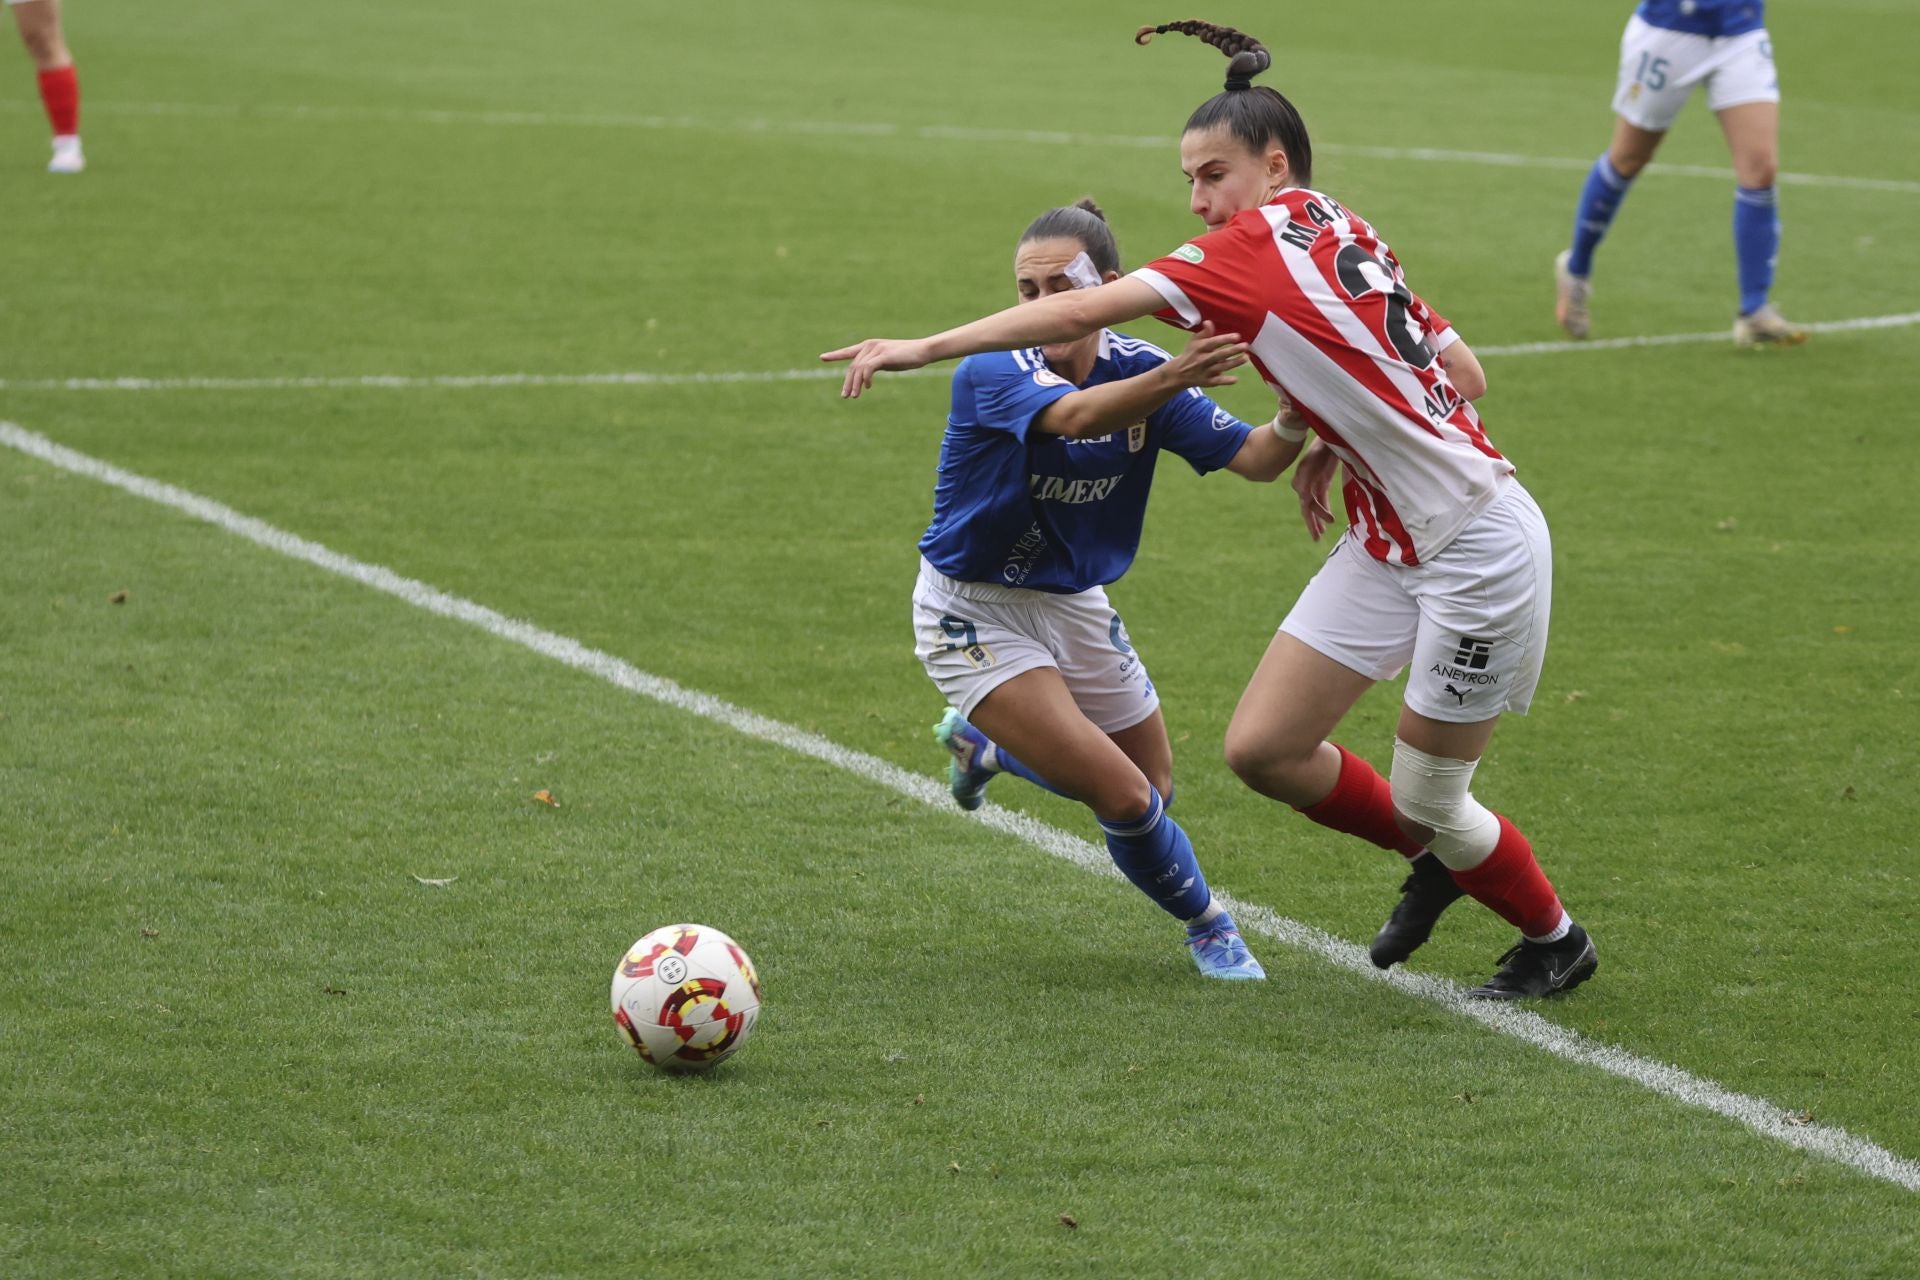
left=611, top=924, right=762, bottom=1071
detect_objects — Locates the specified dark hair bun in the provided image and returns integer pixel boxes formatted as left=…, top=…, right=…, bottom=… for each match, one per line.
left=1226, top=47, right=1270, bottom=84
left=1072, top=196, right=1108, bottom=222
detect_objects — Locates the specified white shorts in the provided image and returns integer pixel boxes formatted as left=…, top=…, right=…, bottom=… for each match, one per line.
left=1612, top=15, right=1779, bottom=131
left=911, top=558, right=1159, bottom=735
left=1279, top=480, right=1551, bottom=723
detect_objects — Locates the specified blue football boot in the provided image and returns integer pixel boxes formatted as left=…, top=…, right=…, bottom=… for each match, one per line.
left=1185, top=912, right=1267, bottom=981
left=933, top=708, right=996, bottom=811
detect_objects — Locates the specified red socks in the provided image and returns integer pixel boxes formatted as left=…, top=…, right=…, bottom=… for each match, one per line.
left=1294, top=746, right=1568, bottom=938
left=1447, top=815, right=1564, bottom=938
left=1296, top=744, right=1423, bottom=859
left=38, top=65, right=80, bottom=138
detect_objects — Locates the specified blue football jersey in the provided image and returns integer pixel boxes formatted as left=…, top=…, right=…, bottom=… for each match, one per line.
left=918, top=330, right=1254, bottom=594
left=1635, top=0, right=1765, bottom=37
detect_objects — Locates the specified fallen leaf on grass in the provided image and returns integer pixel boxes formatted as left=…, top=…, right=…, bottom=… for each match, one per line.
left=533, top=789, right=561, bottom=808
left=323, top=986, right=348, bottom=996
left=1058, top=1214, right=1078, bottom=1230
left=1452, top=1091, right=1475, bottom=1105
left=912, top=1094, right=925, bottom=1106
left=108, top=590, right=129, bottom=604
left=410, top=875, right=458, bottom=887
left=1784, top=1111, right=1814, bottom=1127
left=947, top=1162, right=962, bottom=1175
left=1714, top=517, right=1738, bottom=532
left=140, top=927, right=160, bottom=939
left=1563, top=690, right=1585, bottom=704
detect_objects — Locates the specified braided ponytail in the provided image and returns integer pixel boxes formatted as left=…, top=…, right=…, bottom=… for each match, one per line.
left=1134, top=21, right=1270, bottom=90
left=1136, top=19, right=1312, bottom=186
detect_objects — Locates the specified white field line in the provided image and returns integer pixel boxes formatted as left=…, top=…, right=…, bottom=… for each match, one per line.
left=4, top=310, right=1916, bottom=396
left=0, top=368, right=950, bottom=394
left=3, top=416, right=1916, bottom=1195
left=4, top=97, right=1919, bottom=195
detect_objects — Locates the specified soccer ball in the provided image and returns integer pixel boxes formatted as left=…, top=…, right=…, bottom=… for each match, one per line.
left=611, top=923, right=763, bottom=1072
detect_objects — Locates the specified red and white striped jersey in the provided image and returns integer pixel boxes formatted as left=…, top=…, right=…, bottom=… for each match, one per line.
left=1130, top=188, right=1513, bottom=566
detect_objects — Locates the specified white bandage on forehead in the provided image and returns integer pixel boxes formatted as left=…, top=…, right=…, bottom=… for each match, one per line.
left=1389, top=738, right=1501, bottom=871
left=1062, top=251, right=1105, bottom=291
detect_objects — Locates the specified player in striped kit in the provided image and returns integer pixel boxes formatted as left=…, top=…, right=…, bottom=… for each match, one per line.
left=8, top=0, right=82, bottom=173
left=1555, top=1, right=1803, bottom=347
left=826, top=22, right=1598, bottom=999
left=911, top=198, right=1304, bottom=981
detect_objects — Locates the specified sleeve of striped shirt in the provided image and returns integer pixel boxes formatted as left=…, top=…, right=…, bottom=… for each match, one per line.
left=1128, top=216, right=1268, bottom=339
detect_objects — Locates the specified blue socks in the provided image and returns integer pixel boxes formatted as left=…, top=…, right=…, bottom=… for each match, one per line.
left=1567, top=153, right=1635, bottom=278
left=1572, top=155, right=1782, bottom=314
left=1099, top=786, right=1214, bottom=921
left=985, top=743, right=1174, bottom=812
left=1734, top=185, right=1780, bottom=316
left=982, top=741, right=1072, bottom=799
left=975, top=734, right=1211, bottom=922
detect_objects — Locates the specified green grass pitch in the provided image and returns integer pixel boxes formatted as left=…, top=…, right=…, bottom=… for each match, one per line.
left=2, top=0, right=1917, bottom=1274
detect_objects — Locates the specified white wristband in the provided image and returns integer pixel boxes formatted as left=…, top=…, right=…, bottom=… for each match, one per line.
left=1270, top=415, right=1309, bottom=444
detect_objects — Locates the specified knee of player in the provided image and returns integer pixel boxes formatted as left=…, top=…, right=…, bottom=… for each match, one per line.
left=1225, top=728, right=1324, bottom=796
left=1738, top=153, right=1779, bottom=189
left=21, top=31, right=65, bottom=67
left=1223, top=726, right=1283, bottom=785
left=1389, top=740, right=1499, bottom=866
left=1607, top=144, right=1654, bottom=180
left=1088, top=772, right=1156, bottom=826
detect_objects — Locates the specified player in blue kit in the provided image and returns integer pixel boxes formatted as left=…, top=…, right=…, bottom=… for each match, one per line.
left=1555, top=0, right=1806, bottom=347
left=915, top=198, right=1299, bottom=980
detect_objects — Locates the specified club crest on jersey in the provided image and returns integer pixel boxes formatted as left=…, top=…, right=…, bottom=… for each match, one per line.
left=1031, top=367, right=1070, bottom=388
left=1127, top=422, right=1146, bottom=452
left=1171, top=244, right=1205, bottom=264
left=961, top=643, right=996, bottom=670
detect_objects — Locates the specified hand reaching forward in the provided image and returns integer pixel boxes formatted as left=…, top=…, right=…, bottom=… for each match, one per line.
left=1162, top=322, right=1247, bottom=389
left=819, top=338, right=934, bottom=400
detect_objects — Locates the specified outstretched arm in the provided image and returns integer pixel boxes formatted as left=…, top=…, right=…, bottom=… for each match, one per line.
left=821, top=277, right=1167, bottom=400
